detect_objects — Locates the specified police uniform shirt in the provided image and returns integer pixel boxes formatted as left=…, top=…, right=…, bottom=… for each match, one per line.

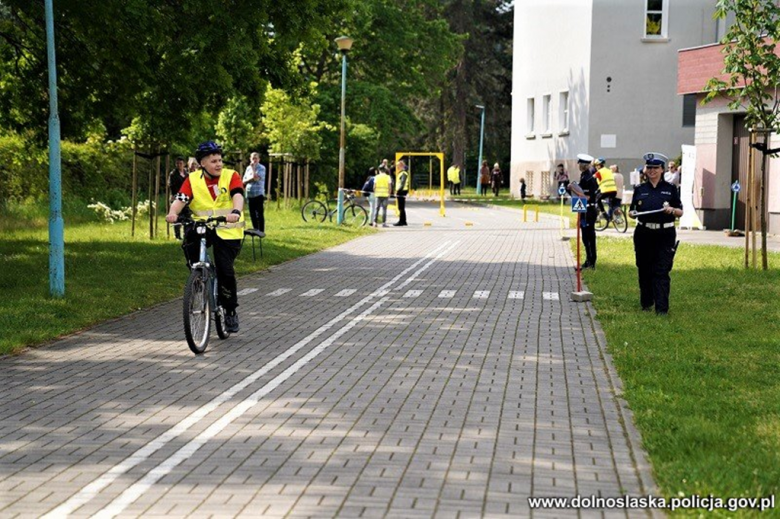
left=630, top=179, right=682, bottom=224
left=579, top=167, right=599, bottom=203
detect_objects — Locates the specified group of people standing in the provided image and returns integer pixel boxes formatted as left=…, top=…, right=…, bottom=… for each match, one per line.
left=479, top=161, right=504, bottom=196
left=569, top=152, right=683, bottom=316
left=361, top=159, right=409, bottom=227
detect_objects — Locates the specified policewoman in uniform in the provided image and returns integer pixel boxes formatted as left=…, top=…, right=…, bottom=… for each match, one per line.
left=166, top=141, right=245, bottom=332
left=394, top=160, right=410, bottom=226
left=629, top=152, right=683, bottom=315
left=575, top=153, right=599, bottom=269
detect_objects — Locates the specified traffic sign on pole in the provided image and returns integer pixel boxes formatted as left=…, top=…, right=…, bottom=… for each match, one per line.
left=571, top=197, right=588, bottom=213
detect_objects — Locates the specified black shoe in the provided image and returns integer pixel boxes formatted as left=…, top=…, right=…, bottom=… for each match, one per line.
left=225, top=312, right=239, bottom=333
left=393, top=222, right=403, bottom=226
left=656, top=311, right=668, bottom=316
left=642, top=306, right=653, bottom=312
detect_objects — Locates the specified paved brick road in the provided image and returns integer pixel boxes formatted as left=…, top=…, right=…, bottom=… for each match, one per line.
left=0, top=202, right=656, bottom=518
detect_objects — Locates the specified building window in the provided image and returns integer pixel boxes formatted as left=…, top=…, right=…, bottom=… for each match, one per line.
left=542, top=94, right=552, bottom=135
left=644, top=0, right=668, bottom=39
left=558, top=91, right=569, bottom=133
left=682, top=94, right=696, bottom=127
left=526, top=98, right=535, bottom=135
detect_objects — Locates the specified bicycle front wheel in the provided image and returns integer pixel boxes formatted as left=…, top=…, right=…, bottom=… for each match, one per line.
left=183, top=268, right=211, bottom=354
left=595, top=211, right=609, bottom=232
left=612, top=210, right=628, bottom=233
left=343, top=204, right=368, bottom=226
left=301, top=200, right=328, bottom=224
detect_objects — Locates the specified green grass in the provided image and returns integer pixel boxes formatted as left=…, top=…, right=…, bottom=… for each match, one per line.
left=0, top=202, right=373, bottom=355
left=580, top=238, right=780, bottom=516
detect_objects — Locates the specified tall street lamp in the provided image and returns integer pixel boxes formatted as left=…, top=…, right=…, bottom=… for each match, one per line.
left=476, top=105, right=486, bottom=195
left=335, top=36, right=353, bottom=190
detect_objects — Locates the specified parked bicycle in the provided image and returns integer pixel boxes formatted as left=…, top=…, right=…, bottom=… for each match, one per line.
left=595, top=202, right=628, bottom=233
left=301, top=189, right=368, bottom=226
left=174, top=216, right=232, bottom=354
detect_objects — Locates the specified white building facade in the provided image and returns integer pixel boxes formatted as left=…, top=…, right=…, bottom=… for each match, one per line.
left=510, top=0, right=724, bottom=198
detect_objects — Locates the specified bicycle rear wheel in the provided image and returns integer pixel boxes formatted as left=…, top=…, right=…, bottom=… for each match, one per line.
left=301, top=200, right=328, bottom=223
left=612, top=210, right=628, bottom=233
left=183, top=268, right=211, bottom=354
left=343, top=204, right=368, bottom=226
left=595, top=211, right=609, bottom=232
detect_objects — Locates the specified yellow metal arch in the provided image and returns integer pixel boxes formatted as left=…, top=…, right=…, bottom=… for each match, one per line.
left=394, top=151, right=446, bottom=217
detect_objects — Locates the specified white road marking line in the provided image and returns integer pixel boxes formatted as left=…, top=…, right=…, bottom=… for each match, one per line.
left=335, top=289, right=357, bottom=297
left=508, top=291, right=525, bottom=299
left=300, top=289, right=324, bottom=297
left=438, top=290, right=456, bottom=298
left=45, top=240, right=457, bottom=519
left=237, top=288, right=258, bottom=296
left=473, top=291, right=490, bottom=299
left=403, top=290, right=423, bottom=298
left=267, top=288, right=291, bottom=297
left=543, top=292, right=560, bottom=300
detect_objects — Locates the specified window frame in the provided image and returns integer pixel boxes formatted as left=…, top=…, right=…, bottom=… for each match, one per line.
left=526, top=97, right=536, bottom=138
left=558, top=90, right=570, bottom=135
left=541, top=94, right=552, bottom=137
left=643, top=0, right=669, bottom=40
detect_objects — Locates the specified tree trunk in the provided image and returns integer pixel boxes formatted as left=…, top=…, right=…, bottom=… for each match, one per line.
left=761, top=136, right=769, bottom=270
left=131, top=146, right=138, bottom=237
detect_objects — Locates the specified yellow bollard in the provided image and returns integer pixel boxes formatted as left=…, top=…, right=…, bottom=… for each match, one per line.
left=523, top=205, right=528, bottom=223
left=535, top=205, right=539, bottom=222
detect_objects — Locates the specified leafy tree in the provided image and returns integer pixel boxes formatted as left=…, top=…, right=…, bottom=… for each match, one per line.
left=0, top=0, right=346, bottom=144
left=261, top=86, right=330, bottom=161
left=705, top=0, right=780, bottom=270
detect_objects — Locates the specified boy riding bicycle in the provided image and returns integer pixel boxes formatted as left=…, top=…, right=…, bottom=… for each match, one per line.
left=166, top=141, right=245, bottom=333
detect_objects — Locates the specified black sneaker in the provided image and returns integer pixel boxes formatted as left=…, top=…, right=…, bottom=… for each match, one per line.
left=225, top=312, right=240, bottom=333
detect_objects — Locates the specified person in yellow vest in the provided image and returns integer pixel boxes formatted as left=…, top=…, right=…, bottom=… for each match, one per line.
left=373, top=166, right=392, bottom=227
left=447, top=163, right=461, bottom=196
left=594, top=157, right=618, bottom=221
left=165, top=141, right=245, bottom=333
left=394, top=160, right=410, bottom=226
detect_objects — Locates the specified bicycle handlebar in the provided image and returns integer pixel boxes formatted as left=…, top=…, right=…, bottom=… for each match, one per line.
left=173, top=216, right=227, bottom=227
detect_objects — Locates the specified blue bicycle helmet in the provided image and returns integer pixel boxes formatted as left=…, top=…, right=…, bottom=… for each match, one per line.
left=195, top=141, right=223, bottom=163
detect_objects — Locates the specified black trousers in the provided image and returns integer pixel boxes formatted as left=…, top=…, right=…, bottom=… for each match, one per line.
left=183, top=229, right=242, bottom=312
left=454, top=182, right=461, bottom=195
left=634, top=227, right=676, bottom=313
left=247, top=195, right=265, bottom=232
left=449, top=181, right=455, bottom=195
left=396, top=191, right=408, bottom=224
left=581, top=207, right=597, bottom=266
left=173, top=206, right=192, bottom=239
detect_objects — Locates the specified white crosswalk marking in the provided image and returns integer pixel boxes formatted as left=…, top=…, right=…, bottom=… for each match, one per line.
left=508, top=291, right=525, bottom=299
left=473, top=291, right=490, bottom=299
left=301, top=289, right=324, bottom=297
left=543, top=292, right=560, bottom=300
left=237, top=288, right=258, bottom=296
left=438, top=290, right=456, bottom=298
left=335, top=289, right=357, bottom=297
left=403, top=290, right=423, bottom=298
left=267, top=289, right=291, bottom=297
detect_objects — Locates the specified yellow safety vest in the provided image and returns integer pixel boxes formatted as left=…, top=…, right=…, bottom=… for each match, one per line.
left=188, top=169, right=245, bottom=240
left=395, top=170, right=409, bottom=192
left=596, top=167, right=617, bottom=194
left=448, top=166, right=460, bottom=183
left=374, top=173, right=391, bottom=197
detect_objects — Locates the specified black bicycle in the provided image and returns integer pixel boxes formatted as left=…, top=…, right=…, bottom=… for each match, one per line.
left=301, top=189, right=368, bottom=226
left=595, top=201, right=628, bottom=233
left=175, top=216, right=231, bottom=354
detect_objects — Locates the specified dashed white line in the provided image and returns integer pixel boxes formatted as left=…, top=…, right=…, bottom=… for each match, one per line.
left=403, top=290, right=423, bottom=298
left=508, top=291, right=525, bottom=299
left=267, top=288, right=291, bottom=297
left=237, top=288, right=258, bottom=296
left=473, top=290, right=490, bottom=299
left=45, top=240, right=459, bottom=519
left=438, top=290, right=456, bottom=298
left=335, top=289, right=357, bottom=297
left=300, top=289, right=324, bottom=297
left=543, top=292, right=560, bottom=300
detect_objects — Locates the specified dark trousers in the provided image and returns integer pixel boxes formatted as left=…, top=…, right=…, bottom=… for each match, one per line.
left=396, top=191, right=408, bottom=224
left=247, top=195, right=265, bottom=232
left=581, top=207, right=597, bottom=266
left=449, top=181, right=455, bottom=195
left=183, top=229, right=242, bottom=312
left=454, top=182, right=461, bottom=195
left=634, top=227, right=676, bottom=313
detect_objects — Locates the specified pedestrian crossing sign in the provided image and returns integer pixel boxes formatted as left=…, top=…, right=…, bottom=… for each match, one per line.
left=571, top=197, right=588, bottom=213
